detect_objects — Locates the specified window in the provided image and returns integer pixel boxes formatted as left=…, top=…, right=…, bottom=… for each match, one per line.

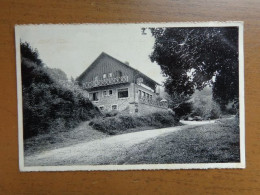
left=108, top=73, right=113, bottom=78
left=118, top=88, right=128, bottom=98
left=109, top=89, right=113, bottom=95
left=89, top=92, right=98, bottom=101
left=112, top=105, right=117, bottom=110
left=138, top=90, right=142, bottom=98
left=103, top=90, right=107, bottom=96
left=103, top=73, right=107, bottom=79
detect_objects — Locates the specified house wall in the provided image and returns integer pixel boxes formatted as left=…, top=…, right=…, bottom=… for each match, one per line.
left=135, top=84, right=159, bottom=101
left=79, top=54, right=167, bottom=115
left=87, top=82, right=167, bottom=115
left=133, top=84, right=168, bottom=115
left=88, top=83, right=135, bottom=112
left=136, top=102, right=168, bottom=115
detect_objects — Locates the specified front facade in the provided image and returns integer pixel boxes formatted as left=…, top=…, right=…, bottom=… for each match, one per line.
left=77, top=52, right=168, bottom=115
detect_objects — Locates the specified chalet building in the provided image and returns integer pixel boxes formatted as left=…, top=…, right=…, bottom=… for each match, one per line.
left=77, top=52, right=168, bottom=115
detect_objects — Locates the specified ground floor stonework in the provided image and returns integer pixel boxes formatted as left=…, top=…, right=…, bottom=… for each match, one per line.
left=87, top=83, right=168, bottom=115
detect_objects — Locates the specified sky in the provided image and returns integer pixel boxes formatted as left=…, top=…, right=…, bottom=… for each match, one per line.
left=18, top=24, right=166, bottom=84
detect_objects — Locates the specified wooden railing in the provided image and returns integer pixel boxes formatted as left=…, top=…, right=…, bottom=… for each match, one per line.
left=139, top=98, right=168, bottom=109
left=83, top=75, right=129, bottom=89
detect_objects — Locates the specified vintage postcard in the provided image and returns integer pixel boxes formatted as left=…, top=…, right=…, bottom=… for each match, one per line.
left=15, top=22, right=245, bottom=171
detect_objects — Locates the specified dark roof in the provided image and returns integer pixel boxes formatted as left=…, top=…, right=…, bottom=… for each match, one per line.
left=77, top=52, right=160, bottom=85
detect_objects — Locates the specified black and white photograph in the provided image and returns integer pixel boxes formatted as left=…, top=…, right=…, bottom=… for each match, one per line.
left=15, top=22, right=245, bottom=171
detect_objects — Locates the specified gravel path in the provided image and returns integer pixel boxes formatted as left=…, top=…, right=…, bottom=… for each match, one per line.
left=25, top=120, right=215, bottom=166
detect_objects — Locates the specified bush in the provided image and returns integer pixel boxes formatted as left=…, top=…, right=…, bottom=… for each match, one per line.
left=89, top=111, right=180, bottom=135
left=48, top=118, right=67, bottom=133
left=174, top=102, right=193, bottom=117
left=104, top=110, right=119, bottom=117
left=192, top=97, right=221, bottom=120
left=21, top=42, right=101, bottom=139
left=225, top=100, right=239, bottom=115
left=210, top=101, right=221, bottom=119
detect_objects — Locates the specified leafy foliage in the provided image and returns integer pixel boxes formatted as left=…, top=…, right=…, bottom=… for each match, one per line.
left=89, top=111, right=179, bottom=135
left=174, top=102, right=193, bottom=117
left=20, top=42, right=42, bottom=66
left=147, top=27, right=239, bottom=109
left=21, top=42, right=100, bottom=138
left=190, top=88, right=221, bottom=119
left=45, top=67, right=68, bottom=83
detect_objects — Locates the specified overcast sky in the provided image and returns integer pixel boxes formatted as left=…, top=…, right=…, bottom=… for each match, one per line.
left=18, top=24, right=166, bottom=84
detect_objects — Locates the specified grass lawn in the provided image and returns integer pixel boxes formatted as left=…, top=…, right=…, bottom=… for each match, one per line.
left=117, top=117, right=240, bottom=164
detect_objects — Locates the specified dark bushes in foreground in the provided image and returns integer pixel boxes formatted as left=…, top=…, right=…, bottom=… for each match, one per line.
left=89, top=112, right=180, bottom=135
left=21, top=42, right=100, bottom=139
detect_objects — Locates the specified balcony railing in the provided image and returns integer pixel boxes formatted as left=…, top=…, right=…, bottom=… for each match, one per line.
left=83, top=75, right=129, bottom=89
left=139, top=98, right=168, bottom=109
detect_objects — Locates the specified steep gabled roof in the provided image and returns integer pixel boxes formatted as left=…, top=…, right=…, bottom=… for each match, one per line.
left=77, top=52, right=160, bottom=86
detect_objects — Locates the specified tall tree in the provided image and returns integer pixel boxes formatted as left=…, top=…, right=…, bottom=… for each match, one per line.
left=146, top=27, right=239, bottom=109
left=20, top=42, right=42, bottom=66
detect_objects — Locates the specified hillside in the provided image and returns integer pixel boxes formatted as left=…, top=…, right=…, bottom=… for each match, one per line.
left=21, top=42, right=101, bottom=139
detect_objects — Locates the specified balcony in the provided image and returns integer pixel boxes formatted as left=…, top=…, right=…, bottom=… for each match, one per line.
left=83, top=75, right=129, bottom=89
left=139, top=98, right=168, bottom=109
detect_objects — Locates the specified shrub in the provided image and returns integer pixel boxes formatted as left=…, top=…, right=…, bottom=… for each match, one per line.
left=192, top=97, right=221, bottom=120
left=225, top=100, right=239, bottom=115
left=89, top=111, right=180, bottom=135
left=210, top=101, right=221, bottom=119
left=104, top=110, right=119, bottom=117
left=174, top=102, right=193, bottom=117
left=21, top=42, right=101, bottom=139
left=48, top=118, right=67, bottom=133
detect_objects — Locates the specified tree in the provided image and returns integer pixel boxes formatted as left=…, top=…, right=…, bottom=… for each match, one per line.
left=20, top=42, right=100, bottom=138
left=20, top=42, right=42, bottom=66
left=146, top=27, right=239, bottom=109
left=45, top=67, right=68, bottom=83
left=191, top=87, right=221, bottom=119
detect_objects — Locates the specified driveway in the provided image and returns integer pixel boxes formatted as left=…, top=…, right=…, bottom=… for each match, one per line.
left=25, top=120, right=215, bottom=166
left=180, top=119, right=216, bottom=125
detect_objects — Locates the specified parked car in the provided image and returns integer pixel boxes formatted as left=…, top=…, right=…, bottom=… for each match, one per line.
left=188, top=117, right=194, bottom=121
left=193, top=116, right=203, bottom=121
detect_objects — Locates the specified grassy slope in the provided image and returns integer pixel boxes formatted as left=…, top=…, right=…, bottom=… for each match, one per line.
left=117, top=118, right=240, bottom=164
left=24, top=121, right=108, bottom=156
